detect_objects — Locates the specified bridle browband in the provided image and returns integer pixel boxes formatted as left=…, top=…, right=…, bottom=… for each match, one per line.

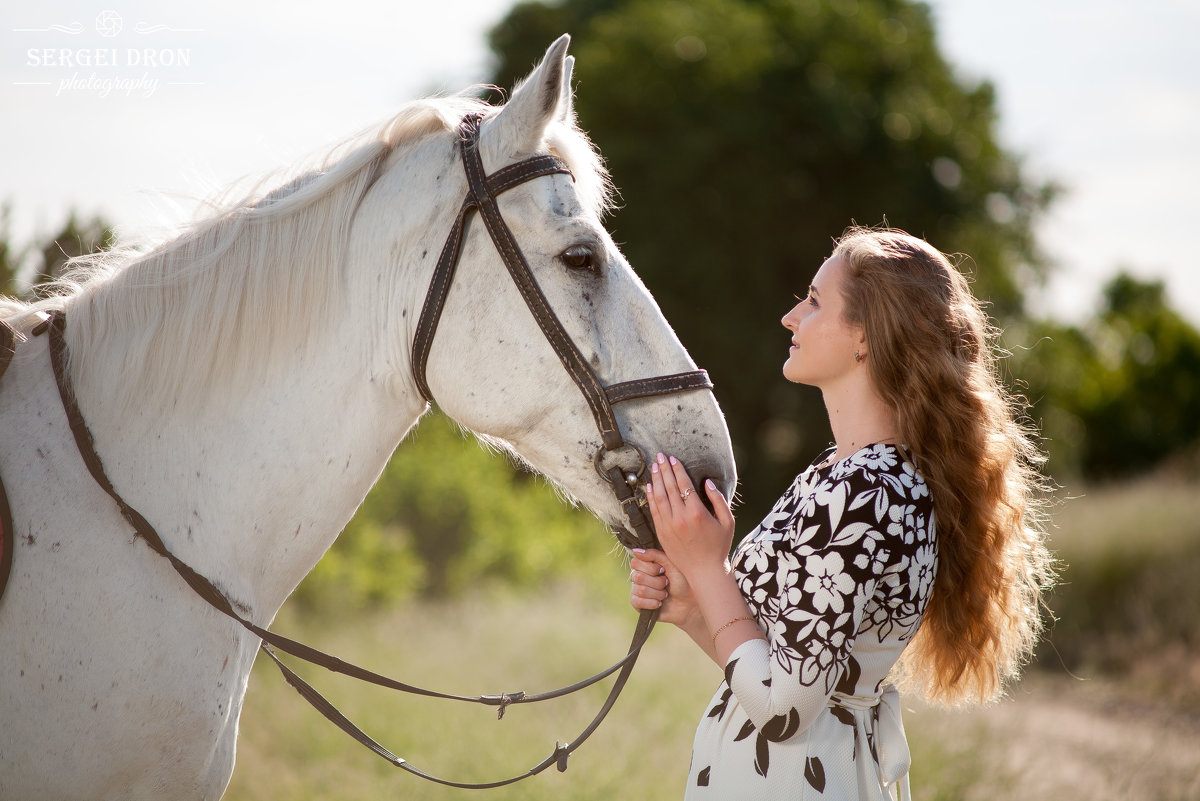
left=28, top=113, right=719, bottom=789
left=412, top=112, right=714, bottom=552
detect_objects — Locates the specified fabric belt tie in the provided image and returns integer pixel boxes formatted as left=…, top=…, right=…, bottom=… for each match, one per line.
left=830, top=684, right=911, bottom=801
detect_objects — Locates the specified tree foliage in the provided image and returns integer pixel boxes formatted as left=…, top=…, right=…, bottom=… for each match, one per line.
left=295, top=411, right=621, bottom=608
left=489, top=0, right=1056, bottom=521
left=1009, top=273, right=1200, bottom=479
left=0, top=205, right=115, bottom=295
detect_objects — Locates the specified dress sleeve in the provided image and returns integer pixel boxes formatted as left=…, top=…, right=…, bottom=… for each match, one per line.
left=725, top=461, right=926, bottom=739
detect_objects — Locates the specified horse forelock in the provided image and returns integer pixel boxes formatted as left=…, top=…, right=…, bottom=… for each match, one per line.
left=1, top=91, right=612, bottom=420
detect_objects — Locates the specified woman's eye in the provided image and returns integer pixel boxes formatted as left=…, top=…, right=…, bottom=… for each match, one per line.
left=560, top=245, right=598, bottom=273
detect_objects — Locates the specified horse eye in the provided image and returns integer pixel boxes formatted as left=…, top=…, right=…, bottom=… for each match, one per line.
left=560, top=244, right=598, bottom=273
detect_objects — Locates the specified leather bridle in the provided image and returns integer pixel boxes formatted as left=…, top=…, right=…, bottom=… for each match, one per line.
left=412, top=112, right=714, bottom=553
left=28, top=113, right=720, bottom=789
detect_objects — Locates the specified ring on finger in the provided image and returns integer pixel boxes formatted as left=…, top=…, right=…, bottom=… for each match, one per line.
left=679, top=488, right=693, bottom=502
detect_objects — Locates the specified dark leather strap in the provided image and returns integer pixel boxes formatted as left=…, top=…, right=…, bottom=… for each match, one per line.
left=37, top=309, right=657, bottom=788
left=1, top=319, right=22, bottom=603
left=261, top=608, right=656, bottom=788
left=0, top=454, right=12, bottom=606
left=605, top=370, right=713, bottom=405
left=459, top=115, right=629, bottom=452
left=411, top=150, right=572, bottom=405
left=0, top=318, right=16, bottom=385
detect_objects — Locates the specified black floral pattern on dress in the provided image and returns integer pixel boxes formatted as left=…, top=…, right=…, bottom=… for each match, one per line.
left=708, top=443, right=936, bottom=782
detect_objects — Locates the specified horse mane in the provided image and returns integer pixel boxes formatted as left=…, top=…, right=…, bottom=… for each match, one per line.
left=1, top=91, right=612, bottom=418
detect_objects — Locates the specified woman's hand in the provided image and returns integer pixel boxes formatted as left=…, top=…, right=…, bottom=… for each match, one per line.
left=629, top=548, right=702, bottom=629
left=645, top=452, right=736, bottom=582
left=642, top=453, right=763, bottom=665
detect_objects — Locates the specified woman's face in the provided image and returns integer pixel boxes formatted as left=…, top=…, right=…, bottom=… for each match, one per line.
left=780, top=255, right=865, bottom=388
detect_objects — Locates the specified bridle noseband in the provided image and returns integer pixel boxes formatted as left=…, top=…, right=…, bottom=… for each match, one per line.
left=412, top=113, right=714, bottom=551
left=27, top=113, right=722, bottom=790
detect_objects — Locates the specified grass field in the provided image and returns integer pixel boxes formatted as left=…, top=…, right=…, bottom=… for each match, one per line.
left=224, top=475, right=1200, bottom=801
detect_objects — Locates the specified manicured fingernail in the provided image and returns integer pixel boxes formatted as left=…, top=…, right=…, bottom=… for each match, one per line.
left=632, top=548, right=645, bottom=554
left=651, top=461, right=659, bottom=473
left=669, top=455, right=678, bottom=465
left=645, top=483, right=653, bottom=494
left=706, top=479, right=716, bottom=490
left=656, top=452, right=666, bottom=464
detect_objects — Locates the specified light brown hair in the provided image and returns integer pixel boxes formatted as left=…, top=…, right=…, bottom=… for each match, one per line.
left=833, top=225, right=1054, bottom=704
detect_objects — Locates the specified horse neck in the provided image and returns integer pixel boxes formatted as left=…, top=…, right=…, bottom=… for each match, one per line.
left=77, top=313, right=426, bottom=623
left=67, top=132, right=465, bottom=621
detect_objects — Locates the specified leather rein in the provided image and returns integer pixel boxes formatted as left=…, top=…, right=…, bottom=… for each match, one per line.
left=30, top=113, right=717, bottom=789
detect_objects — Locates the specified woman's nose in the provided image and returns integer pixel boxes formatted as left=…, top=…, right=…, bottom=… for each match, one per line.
left=782, top=302, right=803, bottom=329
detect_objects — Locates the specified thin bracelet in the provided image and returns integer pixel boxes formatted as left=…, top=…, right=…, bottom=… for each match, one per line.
left=711, top=616, right=755, bottom=647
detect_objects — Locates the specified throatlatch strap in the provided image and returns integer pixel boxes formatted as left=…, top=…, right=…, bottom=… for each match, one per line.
left=0, top=319, right=17, bottom=602
left=0, top=460, right=13, bottom=605
left=0, top=319, right=16, bottom=384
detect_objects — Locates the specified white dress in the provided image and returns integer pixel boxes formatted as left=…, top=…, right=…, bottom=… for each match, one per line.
left=685, top=444, right=937, bottom=800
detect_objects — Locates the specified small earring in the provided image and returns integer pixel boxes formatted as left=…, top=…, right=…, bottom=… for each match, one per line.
left=854, top=351, right=864, bottom=363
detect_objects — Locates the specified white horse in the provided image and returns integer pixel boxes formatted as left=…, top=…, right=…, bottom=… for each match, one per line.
left=0, top=36, right=735, bottom=800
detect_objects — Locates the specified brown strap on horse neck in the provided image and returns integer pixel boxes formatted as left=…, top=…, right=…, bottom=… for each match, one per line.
left=34, top=309, right=657, bottom=788
left=1, top=319, right=24, bottom=603
left=0, top=318, right=17, bottom=385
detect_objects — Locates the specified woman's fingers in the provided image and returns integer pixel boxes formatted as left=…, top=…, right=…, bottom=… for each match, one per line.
left=630, top=574, right=667, bottom=597
left=630, top=550, right=669, bottom=610
left=668, top=455, right=696, bottom=501
left=650, top=452, right=702, bottom=514
left=631, top=551, right=666, bottom=575
left=655, top=452, right=682, bottom=506
left=704, top=478, right=736, bottom=530
left=630, top=592, right=660, bottom=611
left=630, top=563, right=668, bottom=590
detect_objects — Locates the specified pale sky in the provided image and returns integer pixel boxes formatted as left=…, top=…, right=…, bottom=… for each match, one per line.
left=3, top=0, right=1198, bottom=323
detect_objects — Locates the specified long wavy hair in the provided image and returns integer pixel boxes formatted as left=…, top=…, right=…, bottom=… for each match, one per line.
left=833, top=225, right=1054, bottom=705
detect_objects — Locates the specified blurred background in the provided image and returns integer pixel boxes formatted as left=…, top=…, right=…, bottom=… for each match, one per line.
left=3, top=1, right=1198, bottom=798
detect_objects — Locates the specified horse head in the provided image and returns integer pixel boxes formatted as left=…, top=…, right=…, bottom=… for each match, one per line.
left=353, top=36, right=736, bottom=546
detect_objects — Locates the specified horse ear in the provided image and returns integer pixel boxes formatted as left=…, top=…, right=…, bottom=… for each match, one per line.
left=559, top=55, right=576, bottom=122
left=486, top=34, right=572, bottom=160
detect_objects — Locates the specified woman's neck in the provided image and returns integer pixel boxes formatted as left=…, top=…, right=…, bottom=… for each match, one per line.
left=821, top=381, right=900, bottom=463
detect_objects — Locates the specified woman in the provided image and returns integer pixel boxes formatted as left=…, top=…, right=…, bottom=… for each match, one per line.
left=630, top=226, right=1052, bottom=799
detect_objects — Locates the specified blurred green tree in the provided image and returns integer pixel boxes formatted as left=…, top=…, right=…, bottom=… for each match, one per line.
left=489, top=0, right=1057, bottom=522
left=34, top=212, right=115, bottom=291
left=0, top=205, right=18, bottom=295
left=295, top=411, right=622, bottom=608
left=1010, top=272, right=1200, bottom=479
left=0, top=206, right=115, bottom=297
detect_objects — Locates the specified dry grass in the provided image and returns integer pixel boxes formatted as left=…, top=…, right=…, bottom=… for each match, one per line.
left=906, top=674, right=1200, bottom=801
left=224, top=477, right=1200, bottom=800
left=225, top=581, right=719, bottom=801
